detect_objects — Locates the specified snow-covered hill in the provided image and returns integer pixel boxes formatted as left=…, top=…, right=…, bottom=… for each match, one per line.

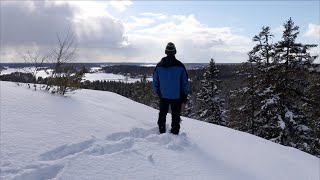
left=0, top=81, right=319, bottom=180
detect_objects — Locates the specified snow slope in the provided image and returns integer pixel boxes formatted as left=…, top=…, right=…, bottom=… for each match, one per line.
left=0, top=81, right=319, bottom=180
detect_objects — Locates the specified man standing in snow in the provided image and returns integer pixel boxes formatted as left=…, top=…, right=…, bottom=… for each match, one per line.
left=153, top=42, right=188, bottom=135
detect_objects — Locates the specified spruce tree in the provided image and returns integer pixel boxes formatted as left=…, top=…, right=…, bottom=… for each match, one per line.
left=228, top=26, right=278, bottom=135
left=227, top=62, right=259, bottom=133
left=303, top=72, right=320, bottom=157
left=132, top=74, right=149, bottom=105
left=248, top=26, right=282, bottom=139
left=182, top=94, right=195, bottom=118
left=228, top=19, right=318, bottom=156
left=197, top=59, right=225, bottom=125
left=272, top=17, right=318, bottom=152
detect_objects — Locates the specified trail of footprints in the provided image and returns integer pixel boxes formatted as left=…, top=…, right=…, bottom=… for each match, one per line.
left=2, top=127, right=191, bottom=180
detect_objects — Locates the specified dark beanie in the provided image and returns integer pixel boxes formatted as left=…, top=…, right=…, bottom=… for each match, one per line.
left=165, top=42, right=177, bottom=55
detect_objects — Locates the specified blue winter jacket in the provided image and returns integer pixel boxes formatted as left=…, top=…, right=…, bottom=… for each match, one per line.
left=153, top=55, right=188, bottom=99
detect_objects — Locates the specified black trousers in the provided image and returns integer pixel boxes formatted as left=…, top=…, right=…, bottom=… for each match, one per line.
left=158, top=98, right=182, bottom=131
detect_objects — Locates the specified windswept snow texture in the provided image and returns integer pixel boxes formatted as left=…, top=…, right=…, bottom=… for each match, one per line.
left=1, top=81, right=319, bottom=180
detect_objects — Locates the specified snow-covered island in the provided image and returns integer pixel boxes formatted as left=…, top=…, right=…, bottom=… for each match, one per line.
left=1, top=81, right=318, bottom=180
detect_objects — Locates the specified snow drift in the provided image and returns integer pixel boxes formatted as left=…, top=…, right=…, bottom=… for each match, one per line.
left=0, top=81, right=319, bottom=180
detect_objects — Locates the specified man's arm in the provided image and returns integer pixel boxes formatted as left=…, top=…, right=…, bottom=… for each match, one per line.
left=152, top=67, right=161, bottom=97
left=181, top=67, right=188, bottom=96
left=180, top=67, right=188, bottom=103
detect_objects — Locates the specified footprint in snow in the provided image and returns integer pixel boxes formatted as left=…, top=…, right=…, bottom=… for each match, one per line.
left=4, top=127, right=192, bottom=180
left=146, top=132, right=191, bottom=151
left=105, top=127, right=191, bottom=151
left=39, top=138, right=95, bottom=161
left=9, top=164, right=65, bottom=180
left=148, top=154, right=155, bottom=164
left=105, top=127, right=159, bottom=141
left=85, top=138, right=135, bottom=156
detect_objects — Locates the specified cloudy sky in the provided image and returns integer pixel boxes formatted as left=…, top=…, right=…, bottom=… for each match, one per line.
left=1, top=1, right=319, bottom=63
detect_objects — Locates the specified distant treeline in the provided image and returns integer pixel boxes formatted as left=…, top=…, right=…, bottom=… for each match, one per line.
left=0, top=63, right=103, bottom=69
left=99, top=64, right=240, bottom=79
left=0, top=64, right=240, bottom=108
left=0, top=64, right=241, bottom=99
left=0, top=62, right=203, bottom=69
left=101, top=65, right=155, bottom=78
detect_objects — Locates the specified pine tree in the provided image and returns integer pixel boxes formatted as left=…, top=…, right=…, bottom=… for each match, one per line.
left=182, top=94, right=195, bottom=118
left=227, top=62, right=258, bottom=132
left=197, top=59, right=225, bottom=125
left=271, top=17, right=318, bottom=152
left=228, top=19, right=318, bottom=155
left=132, top=74, right=149, bottom=104
left=303, top=71, right=320, bottom=157
left=228, top=26, right=279, bottom=135
left=248, top=26, right=283, bottom=139
left=130, top=74, right=159, bottom=108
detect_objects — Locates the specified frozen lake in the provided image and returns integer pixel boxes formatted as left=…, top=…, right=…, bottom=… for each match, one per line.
left=0, top=67, right=152, bottom=83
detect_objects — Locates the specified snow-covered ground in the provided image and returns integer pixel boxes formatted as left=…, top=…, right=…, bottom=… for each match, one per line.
left=0, top=81, right=319, bottom=180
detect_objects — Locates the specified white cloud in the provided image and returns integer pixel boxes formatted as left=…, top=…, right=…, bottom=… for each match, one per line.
left=304, top=23, right=320, bottom=63
left=1, top=1, right=127, bottom=62
left=124, top=16, right=156, bottom=32
left=140, top=13, right=168, bottom=20
left=304, top=23, right=320, bottom=38
left=123, top=14, right=252, bottom=63
left=109, top=0, right=133, bottom=12
left=1, top=1, right=252, bottom=63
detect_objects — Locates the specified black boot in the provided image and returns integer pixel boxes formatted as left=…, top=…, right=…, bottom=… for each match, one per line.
left=159, top=126, right=166, bottom=134
left=170, top=128, right=179, bottom=135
